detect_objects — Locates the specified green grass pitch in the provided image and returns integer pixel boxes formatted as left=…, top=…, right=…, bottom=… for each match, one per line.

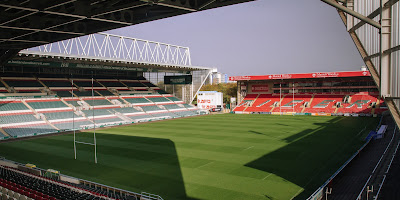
left=0, top=114, right=379, bottom=200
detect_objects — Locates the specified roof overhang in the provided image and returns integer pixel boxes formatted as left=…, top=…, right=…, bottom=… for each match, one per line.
left=229, top=71, right=372, bottom=81
left=8, top=52, right=213, bottom=73
left=0, top=0, right=254, bottom=50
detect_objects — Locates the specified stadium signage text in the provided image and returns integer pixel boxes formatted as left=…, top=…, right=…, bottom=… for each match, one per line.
left=197, top=91, right=223, bottom=110
left=229, top=71, right=371, bottom=81
left=6, top=60, right=152, bottom=72
left=251, top=84, right=269, bottom=92
left=164, top=75, right=192, bottom=84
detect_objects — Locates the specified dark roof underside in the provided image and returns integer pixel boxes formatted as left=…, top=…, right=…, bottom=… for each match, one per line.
left=0, top=0, right=253, bottom=63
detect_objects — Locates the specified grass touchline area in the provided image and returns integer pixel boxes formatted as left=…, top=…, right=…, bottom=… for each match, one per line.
left=0, top=114, right=379, bottom=200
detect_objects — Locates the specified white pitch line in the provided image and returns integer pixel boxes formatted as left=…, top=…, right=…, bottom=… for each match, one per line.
left=262, top=173, right=273, bottom=180
left=290, top=188, right=304, bottom=200
left=243, top=146, right=254, bottom=151
left=356, top=126, right=367, bottom=137
left=196, top=161, right=214, bottom=169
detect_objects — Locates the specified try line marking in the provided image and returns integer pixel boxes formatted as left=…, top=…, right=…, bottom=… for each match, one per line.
left=262, top=173, right=273, bottom=180
left=243, top=146, right=254, bottom=151
left=196, top=161, right=214, bottom=169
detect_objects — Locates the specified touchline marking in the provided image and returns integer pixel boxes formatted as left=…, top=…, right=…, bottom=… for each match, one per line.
left=243, top=146, right=254, bottom=151
left=356, top=126, right=367, bottom=137
left=196, top=161, right=214, bottom=169
left=290, top=188, right=304, bottom=200
left=262, top=173, right=273, bottom=180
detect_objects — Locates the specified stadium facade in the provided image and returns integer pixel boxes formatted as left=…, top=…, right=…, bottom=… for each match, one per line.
left=230, top=69, right=387, bottom=116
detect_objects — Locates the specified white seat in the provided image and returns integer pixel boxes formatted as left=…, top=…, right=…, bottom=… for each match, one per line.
left=18, top=195, right=27, bottom=200
left=1, top=194, right=9, bottom=200
left=6, top=191, right=13, bottom=197
left=12, top=193, right=19, bottom=199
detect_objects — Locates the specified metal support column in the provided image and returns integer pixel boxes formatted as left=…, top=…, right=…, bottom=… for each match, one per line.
left=380, top=0, right=392, bottom=97
left=346, top=0, right=354, bottom=31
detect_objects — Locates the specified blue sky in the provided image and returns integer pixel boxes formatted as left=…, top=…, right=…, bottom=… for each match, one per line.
left=106, top=0, right=364, bottom=76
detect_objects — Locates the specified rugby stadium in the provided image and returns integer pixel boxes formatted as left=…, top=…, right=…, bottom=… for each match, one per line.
left=0, top=1, right=399, bottom=200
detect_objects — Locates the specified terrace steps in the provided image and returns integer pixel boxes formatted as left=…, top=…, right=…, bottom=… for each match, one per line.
left=21, top=100, right=38, bottom=116
left=243, top=94, right=259, bottom=112
left=0, top=78, right=10, bottom=90
left=301, top=95, right=314, bottom=113
left=0, top=128, right=10, bottom=137
left=36, top=79, right=47, bottom=88
left=301, top=106, right=306, bottom=113
left=60, top=98, right=76, bottom=110
left=270, top=94, right=285, bottom=112
left=43, top=117, right=60, bottom=131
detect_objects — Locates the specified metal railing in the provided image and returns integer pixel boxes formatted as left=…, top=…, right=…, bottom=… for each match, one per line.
left=0, top=157, right=165, bottom=200
left=355, top=126, right=398, bottom=200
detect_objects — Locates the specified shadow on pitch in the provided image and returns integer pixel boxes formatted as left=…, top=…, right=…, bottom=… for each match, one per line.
left=245, top=116, right=375, bottom=199
left=0, top=132, right=197, bottom=200
left=76, top=133, right=199, bottom=200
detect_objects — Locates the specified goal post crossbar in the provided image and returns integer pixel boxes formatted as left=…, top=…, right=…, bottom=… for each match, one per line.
left=75, top=141, right=96, bottom=146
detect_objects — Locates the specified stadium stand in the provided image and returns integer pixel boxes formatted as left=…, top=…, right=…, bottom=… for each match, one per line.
left=146, top=96, right=172, bottom=103
left=43, top=111, right=78, bottom=120
left=183, top=103, right=197, bottom=109
left=245, top=94, right=280, bottom=112
left=165, top=96, right=184, bottom=102
left=92, top=117, right=126, bottom=125
left=125, top=113, right=154, bottom=122
left=150, top=112, right=179, bottom=118
left=164, top=104, right=183, bottom=110
left=231, top=71, right=388, bottom=115
left=0, top=114, right=40, bottom=125
left=2, top=77, right=44, bottom=91
left=0, top=101, right=30, bottom=112
left=3, top=124, right=56, bottom=137
left=173, top=110, right=198, bottom=117
left=0, top=164, right=141, bottom=200
left=140, top=81, right=157, bottom=88
left=110, top=107, right=141, bottom=114
left=121, top=80, right=146, bottom=88
left=0, top=73, right=200, bottom=140
left=233, top=94, right=258, bottom=112
left=82, top=109, right=114, bottom=117
left=122, top=97, right=152, bottom=104
left=73, top=91, right=101, bottom=97
left=73, top=80, right=104, bottom=89
left=139, top=105, right=165, bottom=112
left=0, top=81, right=8, bottom=93
left=156, top=89, right=169, bottom=95
left=274, top=94, right=312, bottom=113
left=96, top=90, right=115, bottom=96
left=26, top=99, right=69, bottom=110
left=82, top=98, right=113, bottom=106
left=39, top=78, right=72, bottom=89
left=52, top=119, right=93, bottom=131
left=97, top=80, right=127, bottom=89
left=304, top=94, right=343, bottom=113
left=337, top=94, right=377, bottom=114
left=55, top=91, right=73, bottom=98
